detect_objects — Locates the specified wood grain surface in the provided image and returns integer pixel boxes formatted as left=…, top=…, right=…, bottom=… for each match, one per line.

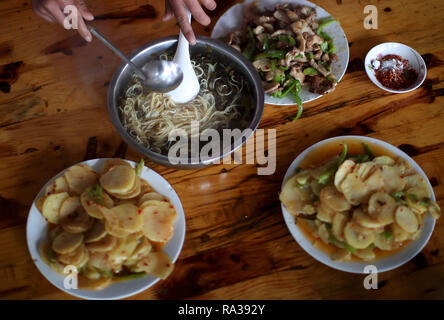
left=0, top=0, right=443, bottom=300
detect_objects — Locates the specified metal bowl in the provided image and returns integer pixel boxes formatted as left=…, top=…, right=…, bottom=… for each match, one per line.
left=108, top=36, right=264, bottom=169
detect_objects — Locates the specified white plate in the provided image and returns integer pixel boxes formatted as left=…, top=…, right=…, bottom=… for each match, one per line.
left=364, top=42, right=427, bottom=93
left=26, top=158, right=186, bottom=300
left=211, top=0, right=349, bottom=106
left=281, top=136, right=436, bottom=273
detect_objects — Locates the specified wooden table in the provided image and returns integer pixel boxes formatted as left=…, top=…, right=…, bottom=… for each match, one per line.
left=0, top=0, right=443, bottom=300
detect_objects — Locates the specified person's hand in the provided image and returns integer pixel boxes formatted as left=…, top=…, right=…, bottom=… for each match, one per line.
left=31, top=0, right=94, bottom=42
left=163, top=0, right=217, bottom=45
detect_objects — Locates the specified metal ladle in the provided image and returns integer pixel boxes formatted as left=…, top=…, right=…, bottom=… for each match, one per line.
left=88, top=24, right=183, bottom=93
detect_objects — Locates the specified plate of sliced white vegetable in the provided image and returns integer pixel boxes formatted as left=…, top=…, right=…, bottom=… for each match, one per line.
left=280, top=136, right=441, bottom=273
left=26, top=158, right=185, bottom=299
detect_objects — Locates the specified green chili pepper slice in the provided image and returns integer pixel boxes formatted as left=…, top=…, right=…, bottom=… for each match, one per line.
left=303, top=67, right=319, bottom=75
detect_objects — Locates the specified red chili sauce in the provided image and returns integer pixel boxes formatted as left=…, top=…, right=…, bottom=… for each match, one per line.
left=372, top=54, right=418, bottom=90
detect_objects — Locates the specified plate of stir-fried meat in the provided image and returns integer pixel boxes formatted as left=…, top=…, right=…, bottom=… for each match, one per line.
left=212, top=0, right=349, bottom=108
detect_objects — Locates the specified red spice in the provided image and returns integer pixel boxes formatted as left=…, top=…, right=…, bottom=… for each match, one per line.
left=169, top=205, right=174, bottom=209
left=86, top=200, right=91, bottom=206
left=154, top=211, right=158, bottom=215
left=372, top=54, right=418, bottom=89
left=138, top=209, right=142, bottom=214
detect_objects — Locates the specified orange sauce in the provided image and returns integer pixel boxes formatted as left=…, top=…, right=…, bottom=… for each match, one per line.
left=295, top=138, right=412, bottom=261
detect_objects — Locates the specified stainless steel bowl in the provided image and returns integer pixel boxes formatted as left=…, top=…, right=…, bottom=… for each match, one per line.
left=108, top=36, right=264, bottom=169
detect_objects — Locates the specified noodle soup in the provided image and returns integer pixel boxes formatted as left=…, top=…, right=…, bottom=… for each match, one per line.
left=119, top=52, right=254, bottom=156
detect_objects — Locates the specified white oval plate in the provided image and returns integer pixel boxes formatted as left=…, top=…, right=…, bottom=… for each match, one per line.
left=211, top=0, right=349, bottom=106
left=281, top=136, right=436, bottom=273
left=26, top=158, right=186, bottom=300
left=364, top=42, right=427, bottom=93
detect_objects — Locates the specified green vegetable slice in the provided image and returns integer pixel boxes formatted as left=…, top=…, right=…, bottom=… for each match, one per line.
left=254, top=49, right=286, bottom=60
left=136, top=158, right=145, bottom=176
left=317, top=17, right=336, bottom=35
left=85, top=184, right=103, bottom=205
left=303, top=67, right=319, bottom=75
left=318, top=143, right=348, bottom=185
left=362, top=143, right=375, bottom=159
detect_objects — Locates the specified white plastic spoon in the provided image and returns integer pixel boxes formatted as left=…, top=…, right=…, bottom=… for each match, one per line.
left=167, top=9, right=200, bottom=103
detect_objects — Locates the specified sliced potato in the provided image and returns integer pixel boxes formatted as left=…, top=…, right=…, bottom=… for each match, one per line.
left=87, top=252, right=113, bottom=272
left=353, top=207, right=387, bottom=229
left=124, top=237, right=152, bottom=267
left=367, top=192, right=396, bottom=225
left=78, top=277, right=113, bottom=291
left=107, top=233, right=141, bottom=266
left=52, top=231, right=83, bottom=254
left=395, top=205, right=419, bottom=233
left=373, top=155, right=395, bottom=166
left=354, top=247, right=376, bottom=261
left=139, top=192, right=167, bottom=207
left=103, top=203, right=144, bottom=233
left=105, top=221, right=132, bottom=238
left=45, top=176, right=69, bottom=196
left=81, top=190, right=114, bottom=219
left=109, top=177, right=141, bottom=199
left=429, top=202, right=442, bottom=219
left=58, top=244, right=87, bottom=267
left=42, top=192, right=69, bottom=224
left=61, top=206, right=94, bottom=234
left=344, top=222, right=375, bottom=249
left=140, top=179, right=153, bottom=194
left=392, top=222, right=410, bottom=242
left=141, top=200, right=177, bottom=243
left=374, top=232, right=397, bottom=251
left=406, top=187, right=430, bottom=214
left=99, top=166, right=136, bottom=195
left=86, top=234, right=117, bottom=252
left=331, top=248, right=351, bottom=262
left=82, top=268, right=101, bottom=280
left=319, top=185, right=351, bottom=212
left=132, top=251, right=174, bottom=279
left=334, top=160, right=355, bottom=192
left=332, top=212, right=348, bottom=242
left=84, top=219, right=107, bottom=243
left=36, top=196, right=46, bottom=213
left=279, top=175, right=313, bottom=216
left=39, top=242, right=65, bottom=274
left=64, top=164, right=98, bottom=196
left=101, top=158, right=132, bottom=175
left=316, top=202, right=335, bottom=223
left=59, top=196, right=81, bottom=220
left=318, top=223, right=330, bottom=245
left=48, top=225, right=64, bottom=242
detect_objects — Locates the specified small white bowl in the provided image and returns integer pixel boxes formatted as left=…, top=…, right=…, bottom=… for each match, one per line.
left=364, top=42, right=427, bottom=93
left=26, top=158, right=186, bottom=300
left=281, top=136, right=436, bottom=274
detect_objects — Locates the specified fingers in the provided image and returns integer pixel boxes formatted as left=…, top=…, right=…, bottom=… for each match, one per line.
left=31, top=0, right=56, bottom=22
left=76, top=12, right=92, bottom=42
left=74, top=0, right=94, bottom=21
left=199, top=0, right=217, bottom=11
left=45, top=0, right=68, bottom=26
left=40, top=0, right=92, bottom=42
left=170, top=0, right=196, bottom=45
left=163, top=0, right=174, bottom=21
left=185, top=0, right=210, bottom=26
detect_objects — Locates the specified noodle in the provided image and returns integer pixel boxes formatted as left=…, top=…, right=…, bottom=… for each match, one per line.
left=120, top=53, right=252, bottom=155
